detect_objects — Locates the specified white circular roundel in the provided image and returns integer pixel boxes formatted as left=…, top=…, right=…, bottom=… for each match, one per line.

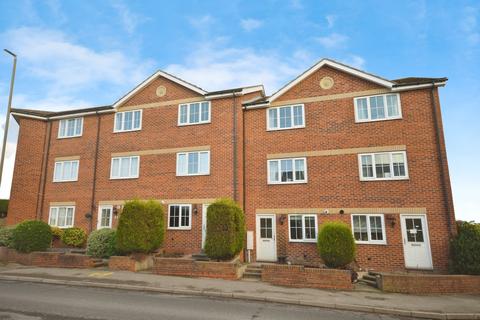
left=156, top=85, right=167, bottom=97
left=320, top=77, right=334, bottom=89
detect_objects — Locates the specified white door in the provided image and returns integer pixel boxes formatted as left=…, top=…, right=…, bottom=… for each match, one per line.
left=256, top=214, right=277, bottom=262
left=201, top=204, right=209, bottom=249
left=400, top=215, right=433, bottom=269
left=97, top=205, right=113, bottom=229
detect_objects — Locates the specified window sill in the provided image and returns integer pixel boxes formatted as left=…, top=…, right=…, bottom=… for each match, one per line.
left=110, top=176, right=139, bottom=180
left=53, top=180, right=78, bottom=183
left=167, top=227, right=192, bottom=231
left=57, top=135, right=82, bottom=140
left=289, top=240, right=317, bottom=243
left=355, top=241, right=387, bottom=245
left=177, top=121, right=211, bottom=127
left=266, top=125, right=305, bottom=132
left=360, top=177, right=409, bottom=182
left=268, top=181, right=308, bottom=185
left=113, top=128, right=142, bottom=133
left=176, top=173, right=211, bottom=177
left=355, top=117, right=402, bottom=124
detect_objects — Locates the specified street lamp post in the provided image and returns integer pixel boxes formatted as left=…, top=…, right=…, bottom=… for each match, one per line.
left=0, top=49, right=17, bottom=187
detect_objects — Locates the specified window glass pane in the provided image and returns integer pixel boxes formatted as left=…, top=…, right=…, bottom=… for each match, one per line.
left=370, top=96, right=385, bottom=120
left=49, top=208, right=57, bottom=225
left=66, top=119, right=75, bottom=136
left=188, top=152, right=199, bottom=174
left=120, top=158, right=130, bottom=177
left=199, top=152, right=209, bottom=174
left=353, top=216, right=368, bottom=241
left=386, top=94, right=399, bottom=117
left=369, top=216, right=383, bottom=241
left=356, top=98, right=368, bottom=120
left=179, top=105, right=188, bottom=124
left=62, top=161, right=71, bottom=180
left=115, top=113, right=123, bottom=131
left=294, top=159, right=305, bottom=181
left=75, top=119, right=82, bottom=135
left=268, top=109, right=277, bottom=129
left=201, top=102, right=209, bottom=121
left=169, top=206, right=179, bottom=227
left=59, top=120, right=66, bottom=137
left=375, top=153, right=391, bottom=178
left=112, top=159, right=120, bottom=178
left=124, top=111, right=133, bottom=130
left=189, top=103, right=200, bottom=123
left=293, top=105, right=304, bottom=126
left=279, top=107, right=292, bottom=128
left=290, top=215, right=303, bottom=240
left=304, top=216, right=316, bottom=240
left=280, top=159, right=293, bottom=182
left=71, top=161, right=78, bottom=180
left=133, top=111, right=141, bottom=129
left=177, top=154, right=187, bottom=175
left=269, top=161, right=279, bottom=182
left=66, top=208, right=73, bottom=226
left=54, top=163, right=62, bottom=181
left=181, top=206, right=190, bottom=227
left=58, top=207, right=66, bottom=227
left=130, top=157, right=138, bottom=177
left=361, top=155, right=374, bottom=178
left=392, top=153, right=406, bottom=177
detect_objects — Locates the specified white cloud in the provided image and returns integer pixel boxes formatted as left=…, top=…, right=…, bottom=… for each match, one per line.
left=189, top=15, right=214, bottom=30
left=325, top=15, right=336, bottom=28
left=461, top=6, right=479, bottom=45
left=341, top=55, right=366, bottom=69
left=240, top=19, right=263, bottom=32
left=111, top=0, right=148, bottom=35
left=316, top=33, right=348, bottom=49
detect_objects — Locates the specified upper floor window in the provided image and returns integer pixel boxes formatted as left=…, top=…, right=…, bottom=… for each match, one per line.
left=168, top=204, right=191, bottom=229
left=53, top=160, right=79, bottom=182
left=58, top=117, right=83, bottom=138
left=114, top=110, right=142, bottom=132
left=358, top=151, right=408, bottom=181
left=110, top=156, right=139, bottom=179
left=351, top=214, right=386, bottom=244
left=354, top=93, right=401, bottom=122
left=176, top=151, right=210, bottom=176
left=289, top=214, right=317, bottom=242
left=49, top=206, right=75, bottom=228
left=268, top=158, right=307, bottom=184
left=267, top=104, right=305, bottom=130
left=178, top=101, right=210, bottom=125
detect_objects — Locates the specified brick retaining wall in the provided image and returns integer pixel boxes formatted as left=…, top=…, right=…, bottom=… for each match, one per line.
left=262, top=264, right=353, bottom=290
left=0, top=247, right=95, bottom=268
left=153, top=257, right=243, bottom=280
left=380, top=273, right=480, bottom=295
left=108, top=255, right=154, bottom=272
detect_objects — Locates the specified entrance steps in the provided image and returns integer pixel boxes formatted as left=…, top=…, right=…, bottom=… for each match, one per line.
left=358, top=271, right=381, bottom=288
left=242, top=264, right=262, bottom=280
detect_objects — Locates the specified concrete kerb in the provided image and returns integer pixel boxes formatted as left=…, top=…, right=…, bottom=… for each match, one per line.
left=0, top=275, right=478, bottom=320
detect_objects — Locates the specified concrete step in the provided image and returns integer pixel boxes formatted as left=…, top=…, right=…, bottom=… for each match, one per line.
left=358, top=278, right=377, bottom=288
left=192, top=253, right=210, bottom=261
left=363, top=274, right=377, bottom=282
left=244, top=267, right=262, bottom=272
left=368, top=270, right=381, bottom=276
left=92, top=259, right=108, bottom=268
left=243, top=272, right=262, bottom=279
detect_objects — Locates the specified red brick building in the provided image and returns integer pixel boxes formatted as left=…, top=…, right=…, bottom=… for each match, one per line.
left=7, top=59, right=455, bottom=272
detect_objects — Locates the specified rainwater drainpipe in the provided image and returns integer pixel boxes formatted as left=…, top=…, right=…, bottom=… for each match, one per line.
left=232, top=92, right=238, bottom=202
left=88, top=111, right=101, bottom=233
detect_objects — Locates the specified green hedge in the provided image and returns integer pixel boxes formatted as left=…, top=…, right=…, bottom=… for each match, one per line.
left=116, top=200, right=165, bottom=254
left=317, top=222, right=356, bottom=268
left=50, top=226, right=64, bottom=240
left=204, top=198, right=246, bottom=260
left=449, top=221, right=480, bottom=275
left=12, top=220, right=52, bottom=253
left=0, top=199, right=8, bottom=218
left=61, top=227, right=87, bottom=247
left=0, top=226, right=15, bottom=248
left=87, top=229, right=118, bottom=258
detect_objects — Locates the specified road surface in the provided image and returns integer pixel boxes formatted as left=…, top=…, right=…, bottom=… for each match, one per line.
left=0, top=280, right=409, bottom=319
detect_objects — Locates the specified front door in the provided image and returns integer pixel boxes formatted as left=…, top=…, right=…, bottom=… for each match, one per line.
left=256, top=214, right=277, bottom=262
left=97, top=205, right=113, bottom=229
left=201, top=204, right=209, bottom=249
left=400, top=215, right=433, bottom=269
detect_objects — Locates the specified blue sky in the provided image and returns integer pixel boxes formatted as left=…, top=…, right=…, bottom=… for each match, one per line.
left=0, top=0, right=478, bottom=222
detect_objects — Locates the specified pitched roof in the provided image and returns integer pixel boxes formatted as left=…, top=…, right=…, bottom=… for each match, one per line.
left=392, top=77, right=448, bottom=87
left=11, top=105, right=113, bottom=120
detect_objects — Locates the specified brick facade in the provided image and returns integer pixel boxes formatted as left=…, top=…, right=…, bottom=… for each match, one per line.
left=7, top=59, right=455, bottom=273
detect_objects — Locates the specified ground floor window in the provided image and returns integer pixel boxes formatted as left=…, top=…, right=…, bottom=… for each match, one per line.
left=351, top=214, right=386, bottom=244
left=49, top=206, right=75, bottom=228
left=168, top=204, right=191, bottom=230
left=97, top=205, right=113, bottom=229
left=288, top=214, right=317, bottom=242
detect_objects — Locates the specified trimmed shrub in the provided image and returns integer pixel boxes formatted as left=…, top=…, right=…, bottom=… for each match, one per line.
left=317, top=222, right=356, bottom=268
left=449, top=221, right=480, bottom=275
left=12, top=220, right=52, bottom=253
left=61, top=227, right=87, bottom=248
left=116, top=200, right=165, bottom=254
left=204, top=198, right=246, bottom=260
left=0, top=226, right=15, bottom=248
left=51, top=226, right=64, bottom=240
left=87, top=229, right=118, bottom=258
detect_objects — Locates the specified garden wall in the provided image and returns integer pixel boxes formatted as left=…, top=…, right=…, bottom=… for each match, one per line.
left=379, top=273, right=480, bottom=295
left=0, top=247, right=95, bottom=268
left=108, top=255, right=154, bottom=272
left=153, top=257, right=243, bottom=280
left=262, top=264, right=353, bottom=290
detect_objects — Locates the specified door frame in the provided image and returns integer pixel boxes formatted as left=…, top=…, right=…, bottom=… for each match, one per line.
left=400, top=214, right=433, bottom=270
left=255, top=214, right=277, bottom=262
left=97, top=205, right=113, bottom=230
left=201, top=204, right=209, bottom=249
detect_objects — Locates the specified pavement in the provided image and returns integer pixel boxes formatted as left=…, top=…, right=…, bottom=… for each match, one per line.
left=0, top=263, right=479, bottom=320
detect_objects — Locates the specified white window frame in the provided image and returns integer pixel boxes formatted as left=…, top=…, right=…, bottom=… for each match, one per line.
left=53, top=160, right=79, bottom=182
left=266, top=104, right=305, bottom=131
left=178, top=101, right=211, bottom=126
left=58, top=117, right=83, bottom=138
left=97, top=205, right=113, bottom=229
left=354, top=93, right=402, bottom=123
left=351, top=214, right=387, bottom=245
left=176, top=151, right=210, bottom=176
left=113, top=110, right=143, bottom=132
left=358, top=151, right=409, bottom=181
left=167, top=204, right=192, bottom=230
left=288, top=214, right=318, bottom=243
left=48, top=206, right=75, bottom=228
left=267, top=157, right=308, bottom=184
left=110, top=156, right=140, bottom=180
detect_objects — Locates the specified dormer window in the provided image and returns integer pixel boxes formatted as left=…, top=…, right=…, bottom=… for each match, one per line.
left=58, top=117, right=83, bottom=138
left=178, top=101, right=210, bottom=125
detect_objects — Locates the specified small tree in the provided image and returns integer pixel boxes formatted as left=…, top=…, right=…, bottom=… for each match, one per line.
left=12, top=220, right=52, bottom=253
left=449, top=221, right=480, bottom=275
left=204, top=198, right=246, bottom=260
left=61, top=227, right=87, bottom=247
left=317, top=222, right=356, bottom=268
left=87, top=229, right=118, bottom=258
left=116, top=200, right=165, bottom=254
left=0, top=226, right=15, bottom=248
